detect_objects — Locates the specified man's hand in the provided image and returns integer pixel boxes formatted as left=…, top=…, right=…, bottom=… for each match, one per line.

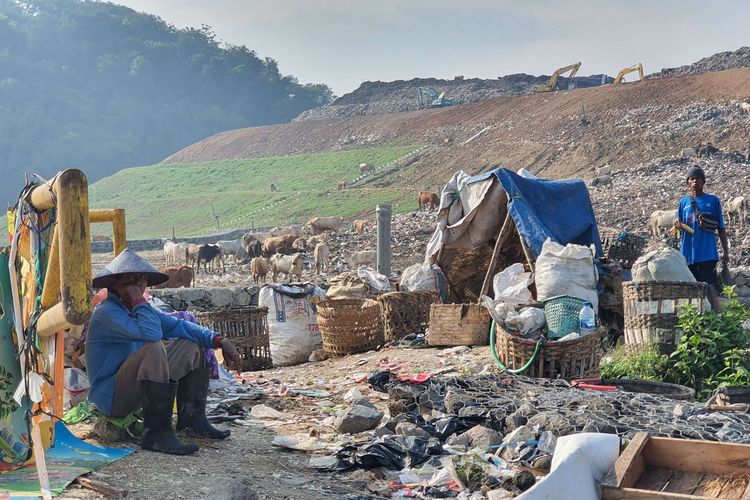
left=220, top=338, right=243, bottom=373
left=673, top=219, right=680, bottom=230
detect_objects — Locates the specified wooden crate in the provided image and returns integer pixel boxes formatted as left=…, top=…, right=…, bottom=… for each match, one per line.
left=602, top=432, right=750, bottom=499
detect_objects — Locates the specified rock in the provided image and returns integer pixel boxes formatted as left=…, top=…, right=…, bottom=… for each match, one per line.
left=513, top=470, right=536, bottom=491
left=344, top=387, right=363, bottom=401
left=486, top=489, right=513, bottom=500
left=680, top=147, right=696, bottom=159
left=461, top=425, right=504, bottom=448
left=445, top=432, right=472, bottom=449
left=504, top=414, right=528, bottom=431
left=395, top=422, right=432, bottom=440
left=352, top=398, right=377, bottom=410
left=250, top=404, right=284, bottom=419
left=531, top=455, right=553, bottom=470
left=309, top=456, right=341, bottom=469
left=233, top=290, right=252, bottom=306
left=334, top=404, right=384, bottom=434
left=211, top=288, right=234, bottom=307
left=373, top=426, right=395, bottom=438
left=211, top=478, right=259, bottom=500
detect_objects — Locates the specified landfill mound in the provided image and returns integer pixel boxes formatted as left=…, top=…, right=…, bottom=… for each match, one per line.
left=650, top=46, right=750, bottom=79
left=294, top=73, right=609, bottom=122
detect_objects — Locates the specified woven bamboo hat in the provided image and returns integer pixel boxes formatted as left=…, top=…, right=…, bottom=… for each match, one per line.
left=92, top=248, right=168, bottom=289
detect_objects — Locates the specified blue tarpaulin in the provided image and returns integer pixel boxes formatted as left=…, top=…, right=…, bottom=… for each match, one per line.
left=474, top=167, right=602, bottom=259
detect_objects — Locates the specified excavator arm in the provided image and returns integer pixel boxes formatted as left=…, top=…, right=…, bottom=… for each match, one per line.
left=533, top=62, right=582, bottom=93
left=613, top=63, right=644, bottom=84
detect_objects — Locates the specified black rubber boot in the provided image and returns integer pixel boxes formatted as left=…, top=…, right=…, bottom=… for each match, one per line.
left=141, top=381, right=200, bottom=455
left=176, top=367, right=231, bottom=439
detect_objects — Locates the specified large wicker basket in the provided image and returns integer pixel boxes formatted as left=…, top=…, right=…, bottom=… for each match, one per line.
left=493, top=321, right=603, bottom=379
left=317, top=299, right=384, bottom=356
left=376, top=291, right=438, bottom=342
left=427, top=303, right=490, bottom=346
left=195, top=306, right=272, bottom=372
left=599, top=227, right=647, bottom=269
left=622, top=281, right=707, bottom=354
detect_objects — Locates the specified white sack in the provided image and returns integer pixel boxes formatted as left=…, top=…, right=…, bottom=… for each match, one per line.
left=631, top=246, right=696, bottom=283
left=358, top=267, right=390, bottom=292
left=480, top=295, right=516, bottom=324
left=535, top=238, right=599, bottom=310
left=505, top=307, right=546, bottom=335
left=517, top=433, right=620, bottom=500
left=259, top=284, right=326, bottom=366
left=400, top=262, right=436, bottom=292
left=493, top=263, right=533, bottom=304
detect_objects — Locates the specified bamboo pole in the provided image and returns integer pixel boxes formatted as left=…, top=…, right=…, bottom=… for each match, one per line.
left=478, top=212, right=515, bottom=300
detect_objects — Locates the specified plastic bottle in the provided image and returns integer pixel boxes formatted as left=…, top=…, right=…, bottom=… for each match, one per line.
left=579, top=302, right=596, bottom=336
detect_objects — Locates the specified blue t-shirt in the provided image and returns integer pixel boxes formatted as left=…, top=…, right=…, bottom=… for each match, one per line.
left=677, top=193, right=724, bottom=265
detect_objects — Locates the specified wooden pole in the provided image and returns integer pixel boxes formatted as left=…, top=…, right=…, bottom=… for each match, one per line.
left=478, top=212, right=515, bottom=300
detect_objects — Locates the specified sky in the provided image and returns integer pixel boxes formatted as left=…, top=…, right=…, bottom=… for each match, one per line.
left=112, top=0, right=750, bottom=97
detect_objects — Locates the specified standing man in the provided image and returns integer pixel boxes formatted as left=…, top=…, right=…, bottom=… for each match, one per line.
left=673, top=165, right=729, bottom=310
left=86, top=249, right=242, bottom=455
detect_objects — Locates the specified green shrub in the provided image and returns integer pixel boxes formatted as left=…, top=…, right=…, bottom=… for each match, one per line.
left=600, top=342, right=669, bottom=381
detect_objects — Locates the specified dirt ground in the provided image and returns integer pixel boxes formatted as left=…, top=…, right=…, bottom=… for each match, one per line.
left=60, top=344, right=495, bottom=499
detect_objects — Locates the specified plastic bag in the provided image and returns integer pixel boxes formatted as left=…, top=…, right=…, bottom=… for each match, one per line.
left=480, top=295, right=516, bottom=324
left=631, top=246, right=695, bottom=283
left=493, top=263, right=533, bottom=304
left=400, top=262, right=436, bottom=292
left=535, top=238, right=599, bottom=310
left=505, top=307, right=546, bottom=335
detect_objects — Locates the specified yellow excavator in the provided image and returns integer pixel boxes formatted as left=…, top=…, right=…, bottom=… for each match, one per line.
left=613, top=63, right=644, bottom=84
left=532, top=62, right=582, bottom=93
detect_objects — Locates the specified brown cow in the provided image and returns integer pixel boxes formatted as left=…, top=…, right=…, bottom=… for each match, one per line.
left=308, top=216, right=345, bottom=235
left=353, top=220, right=371, bottom=233
left=359, top=163, right=375, bottom=175
left=250, top=257, right=270, bottom=284
left=292, top=237, right=307, bottom=251
left=418, top=191, right=439, bottom=211
left=337, top=180, right=348, bottom=190
left=185, top=243, right=201, bottom=267
left=262, top=236, right=291, bottom=256
left=313, top=243, right=330, bottom=275
left=153, top=266, right=194, bottom=289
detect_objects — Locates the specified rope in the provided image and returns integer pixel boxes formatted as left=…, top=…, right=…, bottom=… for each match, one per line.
left=489, top=320, right=543, bottom=374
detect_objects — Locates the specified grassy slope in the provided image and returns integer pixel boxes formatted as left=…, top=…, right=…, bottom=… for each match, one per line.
left=88, top=146, right=418, bottom=239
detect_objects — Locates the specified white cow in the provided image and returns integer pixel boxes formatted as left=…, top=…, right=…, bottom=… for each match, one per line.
left=313, top=243, right=330, bottom=275
left=216, top=239, right=247, bottom=266
left=163, top=241, right=187, bottom=267
left=650, top=209, right=677, bottom=237
left=270, top=253, right=304, bottom=283
left=342, top=249, right=376, bottom=269
left=727, top=196, right=747, bottom=228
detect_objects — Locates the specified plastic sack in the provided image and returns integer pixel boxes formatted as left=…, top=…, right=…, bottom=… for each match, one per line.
left=535, top=238, right=599, bottom=310
left=505, top=307, right=546, bottom=335
left=480, top=296, right=515, bottom=324
left=64, top=367, right=89, bottom=411
left=493, top=263, right=533, bottom=304
left=357, top=267, right=391, bottom=293
left=401, top=263, right=436, bottom=292
left=259, top=283, right=326, bottom=366
left=631, top=245, right=696, bottom=283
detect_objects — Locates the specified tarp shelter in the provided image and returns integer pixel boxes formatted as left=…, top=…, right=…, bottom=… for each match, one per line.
left=426, top=167, right=602, bottom=302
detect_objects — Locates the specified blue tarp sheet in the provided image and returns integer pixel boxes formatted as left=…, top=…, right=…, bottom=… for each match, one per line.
left=473, top=167, right=602, bottom=259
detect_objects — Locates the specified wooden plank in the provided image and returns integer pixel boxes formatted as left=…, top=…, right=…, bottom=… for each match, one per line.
left=662, top=471, right=705, bottom=495
left=635, top=467, right=675, bottom=492
left=741, top=478, right=750, bottom=500
left=718, top=475, right=750, bottom=499
left=602, top=486, right=717, bottom=500
left=74, top=477, right=128, bottom=498
left=644, top=437, right=750, bottom=475
left=692, top=473, right=733, bottom=498
left=605, top=432, right=651, bottom=488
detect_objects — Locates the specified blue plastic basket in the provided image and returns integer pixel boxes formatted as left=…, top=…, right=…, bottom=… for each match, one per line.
left=543, top=295, right=587, bottom=339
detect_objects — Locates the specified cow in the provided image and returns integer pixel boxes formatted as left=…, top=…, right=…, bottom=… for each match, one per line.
left=650, top=209, right=677, bottom=237
left=337, top=180, right=348, bottom=190
left=185, top=243, right=201, bottom=268
left=195, top=244, right=222, bottom=274
left=163, top=241, right=186, bottom=267
left=262, top=236, right=291, bottom=256
left=418, top=191, right=439, bottom=211
left=307, top=234, right=324, bottom=248
left=292, top=237, right=307, bottom=252
left=250, top=257, right=270, bottom=284
left=727, top=196, right=748, bottom=227
left=217, top=239, right=247, bottom=265
left=353, top=220, right=371, bottom=233
left=308, top=216, right=345, bottom=235
left=314, top=243, right=330, bottom=275
left=152, top=266, right=194, bottom=289
left=269, top=225, right=304, bottom=238
left=590, top=175, right=613, bottom=188
left=242, top=233, right=263, bottom=258
left=343, top=249, right=376, bottom=269
left=270, top=253, right=304, bottom=283
left=359, top=163, right=376, bottom=175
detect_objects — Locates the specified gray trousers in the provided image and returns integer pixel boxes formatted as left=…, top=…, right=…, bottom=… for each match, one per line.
left=111, top=339, right=203, bottom=417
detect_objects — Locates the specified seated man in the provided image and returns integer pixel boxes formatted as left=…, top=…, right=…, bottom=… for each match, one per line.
left=86, top=249, right=241, bottom=455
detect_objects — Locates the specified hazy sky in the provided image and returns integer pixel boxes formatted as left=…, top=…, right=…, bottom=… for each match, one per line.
left=113, top=0, right=750, bottom=96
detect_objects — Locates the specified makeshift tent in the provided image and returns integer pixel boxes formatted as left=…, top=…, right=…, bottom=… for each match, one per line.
left=426, top=167, right=602, bottom=303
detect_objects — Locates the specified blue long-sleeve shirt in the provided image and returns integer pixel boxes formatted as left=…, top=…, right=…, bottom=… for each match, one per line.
left=85, top=296, right=216, bottom=415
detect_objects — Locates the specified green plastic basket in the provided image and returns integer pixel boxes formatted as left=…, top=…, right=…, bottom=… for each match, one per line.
left=543, top=295, right=587, bottom=339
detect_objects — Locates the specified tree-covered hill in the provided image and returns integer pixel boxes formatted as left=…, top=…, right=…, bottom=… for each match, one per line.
left=0, top=0, right=333, bottom=207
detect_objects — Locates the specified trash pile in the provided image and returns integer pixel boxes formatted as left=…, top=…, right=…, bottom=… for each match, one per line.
left=650, top=45, right=750, bottom=79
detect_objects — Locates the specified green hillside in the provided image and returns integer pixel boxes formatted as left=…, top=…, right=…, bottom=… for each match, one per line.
left=88, top=146, right=419, bottom=239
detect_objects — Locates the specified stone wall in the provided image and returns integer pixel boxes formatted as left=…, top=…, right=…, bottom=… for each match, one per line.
left=729, top=267, right=750, bottom=298
left=90, top=227, right=273, bottom=254
left=149, top=286, right=260, bottom=312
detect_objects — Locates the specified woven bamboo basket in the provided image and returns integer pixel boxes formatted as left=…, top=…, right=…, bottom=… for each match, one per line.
left=376, top=291, right=438, bottom=342
left=493, top=321, right=603, bottom=379
left=195, top=306, right=272, bottom=371
left=427, top=303, right=490, bottom=346
left=317, top=299, right=384, bottom=356
left=599, top=227, right=647, bottom=269
left=622, top=281, right=707, bottom=354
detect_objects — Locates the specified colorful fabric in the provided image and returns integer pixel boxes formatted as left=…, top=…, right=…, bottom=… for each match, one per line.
left=167, top=311, right=219, bottom=379
left=85, top=295, right=217, bottom=415
left=677, top=193, right=724, bottom=265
